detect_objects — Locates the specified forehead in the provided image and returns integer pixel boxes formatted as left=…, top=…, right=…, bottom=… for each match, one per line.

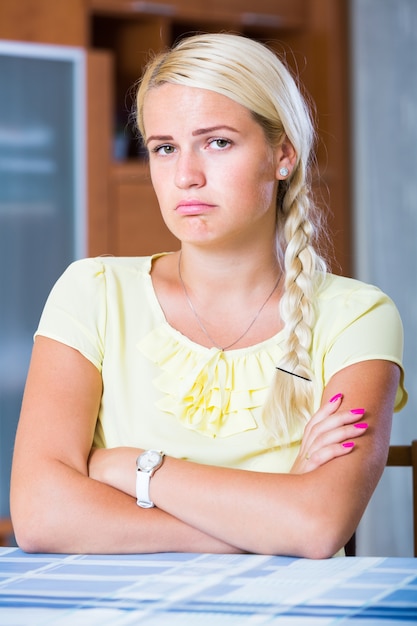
left=142, top=84, right=253, bottom=133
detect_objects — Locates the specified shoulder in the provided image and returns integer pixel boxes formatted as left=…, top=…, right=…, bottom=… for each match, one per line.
left=42, top=256, right=160, bottom=313
left=54, top=255, right=166, bottom=290
left=317, top=273, right=385, bottom=300
left=64, top=255, right=154, bottom=277
left=313, top=272, right=404, bottom=352
left=316, top=273, right=399, bottom=316
left=313, top=273, right=406, bottom=411
left=314, top=272, right=404, bottom=358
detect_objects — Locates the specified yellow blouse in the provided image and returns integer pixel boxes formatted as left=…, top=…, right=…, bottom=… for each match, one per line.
left=35, top=254, right=407, bottom=474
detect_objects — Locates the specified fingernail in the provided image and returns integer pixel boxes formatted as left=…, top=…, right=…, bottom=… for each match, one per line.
left=342, top=442, right=355, bottom=448
left=354, top=422, right=368, bottom=429
left=350, top=408, right=365, bottom=415
left=330, top=393, right=343, bottom=403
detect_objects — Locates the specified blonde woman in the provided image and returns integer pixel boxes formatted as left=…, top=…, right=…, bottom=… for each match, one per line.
left=11, top=33, right=406, bottom=557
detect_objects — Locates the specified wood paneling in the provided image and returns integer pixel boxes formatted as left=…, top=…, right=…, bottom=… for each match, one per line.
left=0, top=0, right=87, bottom=46
left=110, top=163, right=179, bottom=255
left=87, top=51, right=113, bottom=256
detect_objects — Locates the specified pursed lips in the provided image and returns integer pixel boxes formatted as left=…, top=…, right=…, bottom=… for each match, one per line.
left=175, top=200, right=216, bottom=215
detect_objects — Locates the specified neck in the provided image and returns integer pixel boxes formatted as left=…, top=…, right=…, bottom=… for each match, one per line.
left=178, top=247, right=282, bottom=352
left=177, top=244, right=282, bottom=295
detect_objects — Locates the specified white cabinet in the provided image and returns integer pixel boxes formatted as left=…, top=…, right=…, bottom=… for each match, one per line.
left=0, top=40, right=86, bottom=519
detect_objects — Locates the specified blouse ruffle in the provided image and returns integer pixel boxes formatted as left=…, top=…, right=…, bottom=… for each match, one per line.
left=138, top=325, right=282, bottom=438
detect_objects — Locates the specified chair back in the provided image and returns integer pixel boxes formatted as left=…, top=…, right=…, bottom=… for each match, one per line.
left=346, top=440, right=417, bottom=556
left=386, top=440, right=417, bottom=557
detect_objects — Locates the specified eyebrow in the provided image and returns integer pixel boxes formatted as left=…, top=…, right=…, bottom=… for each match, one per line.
left=146, top=125, right=239, bottom=145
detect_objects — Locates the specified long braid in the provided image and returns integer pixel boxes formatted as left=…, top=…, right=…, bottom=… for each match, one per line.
left=262, top=162, right=326, bottom=443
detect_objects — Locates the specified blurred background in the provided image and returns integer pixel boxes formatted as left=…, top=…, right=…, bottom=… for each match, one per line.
left=0, top=0, right=416, bottom=555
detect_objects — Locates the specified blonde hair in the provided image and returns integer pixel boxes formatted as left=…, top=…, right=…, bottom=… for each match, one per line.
left=136, top=33, right=328, bottom=443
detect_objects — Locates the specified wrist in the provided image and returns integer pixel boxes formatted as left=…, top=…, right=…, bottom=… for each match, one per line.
left=136, top=450, right=165, bottom=508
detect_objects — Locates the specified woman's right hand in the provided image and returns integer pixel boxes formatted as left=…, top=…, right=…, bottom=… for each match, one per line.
left=290, top=393, right=369, bottom=474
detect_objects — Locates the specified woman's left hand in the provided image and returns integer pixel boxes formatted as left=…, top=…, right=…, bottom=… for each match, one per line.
left=290, top=393, right=368, bottom=474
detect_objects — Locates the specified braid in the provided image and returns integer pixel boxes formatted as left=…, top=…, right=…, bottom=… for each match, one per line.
left=263, top=163, right=326, bottom=443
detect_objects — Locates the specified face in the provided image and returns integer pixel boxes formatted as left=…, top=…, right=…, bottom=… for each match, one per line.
left=143, top=83, right=288, bottom=248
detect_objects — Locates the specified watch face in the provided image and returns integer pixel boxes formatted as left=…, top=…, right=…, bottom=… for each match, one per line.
left=137, top=450, right=163, bottom=472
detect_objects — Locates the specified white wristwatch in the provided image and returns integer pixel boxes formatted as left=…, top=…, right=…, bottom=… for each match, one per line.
left=136, top=450, right=165, bottom=508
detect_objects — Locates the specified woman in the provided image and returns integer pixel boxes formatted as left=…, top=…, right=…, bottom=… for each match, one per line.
left=10, top=33, right=406, bottom=557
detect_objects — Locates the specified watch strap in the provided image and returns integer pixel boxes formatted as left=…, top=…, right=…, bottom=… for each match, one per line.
left=136, top=469, right=154, bottom=508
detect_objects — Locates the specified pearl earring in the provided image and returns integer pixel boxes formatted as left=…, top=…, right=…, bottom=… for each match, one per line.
left=279, top=167, right=289, bottom=177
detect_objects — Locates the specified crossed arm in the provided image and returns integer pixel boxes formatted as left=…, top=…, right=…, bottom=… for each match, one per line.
left=10, top=336, right=399, bottom=557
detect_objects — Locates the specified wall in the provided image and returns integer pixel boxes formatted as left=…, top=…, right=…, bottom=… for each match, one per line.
left=351, top=0, right=417, bottom=556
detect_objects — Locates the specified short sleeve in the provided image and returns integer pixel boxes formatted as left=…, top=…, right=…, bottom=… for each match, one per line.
left=35, top=258, right=107, bottom=371
left=320, top=280, right=407, bottom=411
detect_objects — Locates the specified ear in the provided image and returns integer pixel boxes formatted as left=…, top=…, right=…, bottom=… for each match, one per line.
left=275, top=138, right=297, bottom=180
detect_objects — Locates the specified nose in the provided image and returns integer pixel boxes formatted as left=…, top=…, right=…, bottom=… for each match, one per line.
left=174, top=150, right=206, bottom=189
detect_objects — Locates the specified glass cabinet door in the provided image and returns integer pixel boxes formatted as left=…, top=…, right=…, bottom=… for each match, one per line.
left=0, top=41, right=85, bottom=520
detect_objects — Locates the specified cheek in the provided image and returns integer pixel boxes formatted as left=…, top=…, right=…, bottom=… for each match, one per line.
left=255, top=155, right=278, bottom=202
left=235, top=160, right=277, bottom=207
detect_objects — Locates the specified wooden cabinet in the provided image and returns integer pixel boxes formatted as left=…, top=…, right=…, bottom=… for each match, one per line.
left=0, top=0, right=87, bottom=46
left=0, top=0, right=352, bottom=274
left=89, top=0, right=307, bottom=27
left=110, top=163, right=179, bottom=255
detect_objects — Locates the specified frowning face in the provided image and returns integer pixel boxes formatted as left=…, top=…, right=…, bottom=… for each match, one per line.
left=143, top=84, right=286, bottom=251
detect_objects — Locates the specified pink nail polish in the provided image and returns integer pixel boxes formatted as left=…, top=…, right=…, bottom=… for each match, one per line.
left=350, top=408, right=365, bottom=415
left=342, top=442, right=355, bottom=448
left=330, top=393, right=343, bottom=403
left=354, top=422, right=368, bottom=429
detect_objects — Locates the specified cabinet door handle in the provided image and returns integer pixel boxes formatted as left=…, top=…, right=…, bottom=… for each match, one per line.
left=131, top=1, right=176, bottom=16
left=242, top=13, right=284, bottom=28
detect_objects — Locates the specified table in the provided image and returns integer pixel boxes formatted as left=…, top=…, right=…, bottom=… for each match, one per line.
left=0, top=547, right=416, bottom=625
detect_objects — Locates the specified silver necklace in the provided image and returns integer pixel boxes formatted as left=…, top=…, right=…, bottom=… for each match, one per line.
left=178, top=251, right=282, bottom=351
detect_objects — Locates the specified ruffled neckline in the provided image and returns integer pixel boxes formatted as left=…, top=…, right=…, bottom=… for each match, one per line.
left=137, top=255, right=284, bottom=438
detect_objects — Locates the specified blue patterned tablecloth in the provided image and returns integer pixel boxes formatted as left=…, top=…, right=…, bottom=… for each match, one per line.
left=0, top=547, right=416, bottom=624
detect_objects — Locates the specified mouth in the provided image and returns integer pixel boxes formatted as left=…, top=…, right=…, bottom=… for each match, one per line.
left=175, top=200, right=215, bottom=216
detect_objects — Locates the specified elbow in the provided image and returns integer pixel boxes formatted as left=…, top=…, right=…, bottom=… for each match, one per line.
left=11, top=513, right=51, bottom=554
left=296, top=532, right=344, bottom=560
left=290, top=514, right=351, bottom=559
left=294, top=515, right=345, bottom=559
left=13, top=530, right=41, bottom=554
left=12, top=522, right=39, bottom=554
left=288, top=511, right=350, bottom=559
left=10, top=493, right=58, bottom=554
left=12, top=515, right=67, bottom=554
left=251, top=512, right=349, bottom=559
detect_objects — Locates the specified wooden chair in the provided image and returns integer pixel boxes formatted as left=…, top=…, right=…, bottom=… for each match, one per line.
left=385, top=440, right=417, bottom=556
left=346, top=440, right=417, bottom=556
left=0, top=518, right=13, bottom=547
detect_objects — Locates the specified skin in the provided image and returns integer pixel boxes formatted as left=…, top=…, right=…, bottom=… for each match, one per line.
left=10, top=85, right=400, bottom=557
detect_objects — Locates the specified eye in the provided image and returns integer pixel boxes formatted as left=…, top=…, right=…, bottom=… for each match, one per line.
left=151, top=144, right=176, bottom=156
left=209, top=138, right=231, bottom=150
